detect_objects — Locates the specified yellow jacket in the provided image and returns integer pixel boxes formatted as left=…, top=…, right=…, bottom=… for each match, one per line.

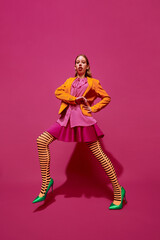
left=55, top=77, right=111, bottom=117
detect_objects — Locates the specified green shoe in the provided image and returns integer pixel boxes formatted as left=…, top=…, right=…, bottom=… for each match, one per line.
left=109, top=186, right=127, bottom=210
left=32, top=178, right=54, bottom=203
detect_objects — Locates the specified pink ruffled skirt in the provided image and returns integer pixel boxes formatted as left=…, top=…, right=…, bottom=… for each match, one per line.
left=46, top=119, right=104, bottom=142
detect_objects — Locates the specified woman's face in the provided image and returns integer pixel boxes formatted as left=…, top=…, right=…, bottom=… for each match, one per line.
left=74, top=56, right=89, bottom=77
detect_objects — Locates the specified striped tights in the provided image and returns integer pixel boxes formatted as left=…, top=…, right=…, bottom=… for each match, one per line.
left=36, top=131, right=56, bottom=196
left=86, top=140, right=121, bottom=202
left=36, top=132, right=121, bottom=202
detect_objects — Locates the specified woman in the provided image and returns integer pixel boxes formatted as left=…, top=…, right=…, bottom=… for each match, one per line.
left=32, top=54, right=127, bottom=210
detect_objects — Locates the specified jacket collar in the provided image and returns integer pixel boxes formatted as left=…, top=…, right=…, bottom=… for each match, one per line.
left=83, top=77, right=93, bottom=96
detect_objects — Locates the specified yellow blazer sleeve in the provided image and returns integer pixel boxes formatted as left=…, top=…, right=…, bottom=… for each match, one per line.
left=54, top=79, right=77, bottom=105
left=90, top=80, right=111, bottom=113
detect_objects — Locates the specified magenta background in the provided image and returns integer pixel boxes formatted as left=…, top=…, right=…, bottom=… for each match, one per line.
left=1, top=0, right=160, bottom=239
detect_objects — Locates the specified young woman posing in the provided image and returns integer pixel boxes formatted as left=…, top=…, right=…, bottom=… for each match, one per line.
left=32, top=54, right=127, bottom=210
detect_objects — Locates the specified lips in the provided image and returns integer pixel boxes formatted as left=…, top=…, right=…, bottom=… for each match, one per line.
left=78, top=67, right=83, bottom=70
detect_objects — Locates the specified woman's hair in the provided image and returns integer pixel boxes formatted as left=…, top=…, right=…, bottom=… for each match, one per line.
left=74, top=54, right=92, bottom=77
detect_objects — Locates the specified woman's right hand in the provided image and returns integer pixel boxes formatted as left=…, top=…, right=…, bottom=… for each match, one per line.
left=75, top=96, right=88, bottom=105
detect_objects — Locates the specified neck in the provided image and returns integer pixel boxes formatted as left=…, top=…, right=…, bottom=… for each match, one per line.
left=77, top=74, right=86, bottom=79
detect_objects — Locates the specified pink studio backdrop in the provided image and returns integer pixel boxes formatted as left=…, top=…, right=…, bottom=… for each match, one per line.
left=1, top=0, right=160, bottom=240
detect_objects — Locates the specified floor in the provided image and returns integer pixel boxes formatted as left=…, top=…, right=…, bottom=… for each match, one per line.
left=1, top=179, right=159, bottom=240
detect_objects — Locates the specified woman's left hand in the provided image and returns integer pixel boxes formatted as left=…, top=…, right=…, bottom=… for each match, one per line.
left=83, top=105, right=92, bottom=113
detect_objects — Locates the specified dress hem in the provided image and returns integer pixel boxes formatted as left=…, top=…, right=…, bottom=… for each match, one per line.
left=46, top=120, right=104, bottom=143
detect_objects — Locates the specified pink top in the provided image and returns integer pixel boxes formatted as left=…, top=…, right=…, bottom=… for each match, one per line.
left=57, top=77, right=97, bottom=128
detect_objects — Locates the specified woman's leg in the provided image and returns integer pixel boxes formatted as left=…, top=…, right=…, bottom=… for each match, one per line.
left=36, top=131, right=56, bottom=197
left=86, top=139, right=121, bottom=205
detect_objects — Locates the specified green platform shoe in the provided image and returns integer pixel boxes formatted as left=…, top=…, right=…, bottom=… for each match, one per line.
left=109, top=186, right=127, bottom=210
left=32, top=178, right=54, bottom=203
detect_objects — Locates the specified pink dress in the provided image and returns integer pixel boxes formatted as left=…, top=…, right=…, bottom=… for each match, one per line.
left=46, top=77, right=104, bottom=142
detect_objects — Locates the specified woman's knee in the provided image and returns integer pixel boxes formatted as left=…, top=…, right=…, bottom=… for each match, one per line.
left=36, top=131, right=55, bottom=145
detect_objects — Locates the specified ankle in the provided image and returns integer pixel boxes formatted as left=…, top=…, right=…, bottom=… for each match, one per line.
left=113, top=186, right=121, bottom=202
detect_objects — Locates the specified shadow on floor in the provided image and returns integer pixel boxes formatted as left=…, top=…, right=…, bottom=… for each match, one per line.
left=33, top=139, right=123, bottom=212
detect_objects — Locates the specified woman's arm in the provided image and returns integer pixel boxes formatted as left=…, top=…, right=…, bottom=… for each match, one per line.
left=90, top=80, right=111, bottom=113
left=55, top=79, right=77, bottom=105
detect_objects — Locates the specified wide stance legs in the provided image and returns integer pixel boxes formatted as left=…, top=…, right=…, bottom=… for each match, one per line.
left=33, top=134, right=126, bottom=208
